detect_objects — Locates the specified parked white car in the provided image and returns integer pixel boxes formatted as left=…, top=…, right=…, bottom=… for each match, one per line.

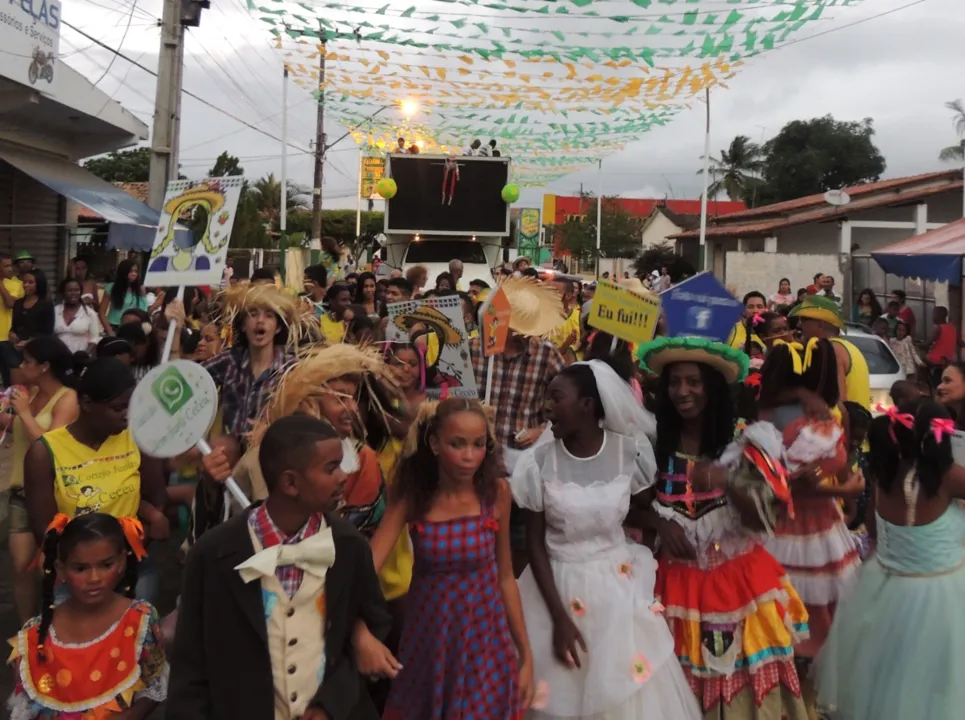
left=840, top=324, right=904, bottom=412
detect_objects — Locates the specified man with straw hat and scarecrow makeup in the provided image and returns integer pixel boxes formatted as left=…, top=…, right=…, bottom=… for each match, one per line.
left=789, top=294, right=871, bottom=412
left=469, top=276, right=567, bottom=574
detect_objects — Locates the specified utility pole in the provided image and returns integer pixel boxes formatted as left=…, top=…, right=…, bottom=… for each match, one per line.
left=310, top=31, right=327, bottom=248
left=147, top=0, right=183, bottom=210
left=147, top=0, right=207, bottom=211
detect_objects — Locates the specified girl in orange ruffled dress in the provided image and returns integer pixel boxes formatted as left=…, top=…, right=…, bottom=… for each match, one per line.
left=6, top=513, right=167, bottom=720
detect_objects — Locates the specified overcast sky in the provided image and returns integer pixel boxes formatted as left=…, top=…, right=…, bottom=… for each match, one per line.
left=62, top=0, right=964, bottom=210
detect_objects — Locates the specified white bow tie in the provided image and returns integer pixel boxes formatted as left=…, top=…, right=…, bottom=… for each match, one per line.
left=236, top=526, right=336, bottom=584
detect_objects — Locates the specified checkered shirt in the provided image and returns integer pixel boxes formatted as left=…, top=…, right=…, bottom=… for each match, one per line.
left=202, top=347, right=293, bottom=443
left=469, top=335, right=564, bottom=447
left=248, top=504, right=324, bottom=599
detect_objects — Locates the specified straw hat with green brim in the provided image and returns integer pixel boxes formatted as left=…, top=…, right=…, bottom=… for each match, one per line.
left=788, top=295, right=844, bottom=330
left=499, top=276, right=566, bottom=337
left=637, top=336, right=750, bottom=384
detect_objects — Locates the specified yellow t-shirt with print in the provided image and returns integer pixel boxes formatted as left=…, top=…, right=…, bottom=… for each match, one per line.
left=0, top=277, right=24, bottom=341
left=44, top=426, right=141, bottom=519
left=376, top=435, right=412, bottom=601
left=320, top=314, right=346, bottom=344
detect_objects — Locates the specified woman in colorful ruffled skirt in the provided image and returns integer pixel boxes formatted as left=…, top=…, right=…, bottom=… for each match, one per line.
left=637, top=337, right=810, bottom=720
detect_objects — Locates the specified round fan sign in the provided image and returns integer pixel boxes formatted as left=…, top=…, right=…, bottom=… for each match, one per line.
left=129, top=360, right=219, bottom=458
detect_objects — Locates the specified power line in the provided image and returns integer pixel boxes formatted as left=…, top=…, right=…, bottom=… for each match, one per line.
left=87, top=0, right=139, bottom=88
left=62, top=19, right=315, bottom=155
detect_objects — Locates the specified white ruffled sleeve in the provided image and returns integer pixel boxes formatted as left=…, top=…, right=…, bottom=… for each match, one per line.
left=509, top=448, right=544, bottom=511
left=631, top=435, right=657, bottom=494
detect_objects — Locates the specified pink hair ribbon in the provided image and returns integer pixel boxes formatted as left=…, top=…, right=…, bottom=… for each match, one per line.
left=931, top=418, right=955, bottom=443
left=751, top=312, right=766, bottom=326
left=879, top=405, right=915, bottom=442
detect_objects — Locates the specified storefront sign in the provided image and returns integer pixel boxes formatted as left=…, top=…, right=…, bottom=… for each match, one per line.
left=518, top=208, right=540, bottom=242
left=588, top=280, right=660, bottom=345
left=1, top=0, right=61, bottom=91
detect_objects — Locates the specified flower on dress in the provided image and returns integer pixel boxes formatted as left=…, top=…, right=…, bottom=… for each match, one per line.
left=631, top=654, right=652, bottom=683
left=482, top=517, right=500, bottom=532
left=618, top=562, right=632, bottom=578
left=569, top=598, right=586, bottom=617
left=530, top=680, right=550, bottom=710
left=650, top=602, right=665, bottom=615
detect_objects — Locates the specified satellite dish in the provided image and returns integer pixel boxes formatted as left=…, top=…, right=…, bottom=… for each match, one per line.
left=824, top=189, right=851, bottom=206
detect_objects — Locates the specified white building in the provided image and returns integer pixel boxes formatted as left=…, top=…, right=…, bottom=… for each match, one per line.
left=671, top=169, right=964, bottom=341
left=0, top=6, right=153, bottom=278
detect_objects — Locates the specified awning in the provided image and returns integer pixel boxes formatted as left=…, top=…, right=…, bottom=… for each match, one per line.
left=0, top=143, right=161, bottom=251
left=872, top=218, right=965, bottom=286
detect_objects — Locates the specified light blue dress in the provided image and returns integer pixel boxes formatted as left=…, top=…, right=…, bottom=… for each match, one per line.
left=817, top=500, right=965, bottom=719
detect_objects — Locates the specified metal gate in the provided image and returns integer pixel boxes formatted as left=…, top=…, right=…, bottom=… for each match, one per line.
left=0, top=159, right=63, bottom=279
left=850, top=253, right=936, bottom=343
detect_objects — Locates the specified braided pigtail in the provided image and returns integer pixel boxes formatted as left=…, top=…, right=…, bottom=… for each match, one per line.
left=36, top=527, right=62, bottom=663
left=120, top=543, right=140, bottom=599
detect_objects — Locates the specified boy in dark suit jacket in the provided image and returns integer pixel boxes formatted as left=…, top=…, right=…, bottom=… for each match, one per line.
left=167, top=415, right=391, bottom=720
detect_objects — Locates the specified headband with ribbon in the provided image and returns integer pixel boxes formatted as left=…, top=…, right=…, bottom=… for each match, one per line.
left=875, top=405, right=916, bottom=443
left=931, top=418, right=955, bottom=444
left=772, top=337, right=819, bottom=375
left=44, top=513, right=148, bottom=561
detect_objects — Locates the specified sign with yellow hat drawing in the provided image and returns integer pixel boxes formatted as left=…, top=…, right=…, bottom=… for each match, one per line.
left=145, top=177, right=245, bottom=287
left=386, top=294, right=477, bottom=399
left=588, top=280, right=660, bottom=345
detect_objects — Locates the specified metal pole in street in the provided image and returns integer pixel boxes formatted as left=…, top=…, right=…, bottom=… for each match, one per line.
left=280, top=66, right=289, bottom=244
left=595, top=158, right=602, bottom=279
left=699, top=87, right=712, bottom=272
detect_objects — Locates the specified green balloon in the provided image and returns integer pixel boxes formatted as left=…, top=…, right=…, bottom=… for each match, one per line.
left=501, top=184, right=520, bottom=203
left=376, top=177, right=398, bottom=199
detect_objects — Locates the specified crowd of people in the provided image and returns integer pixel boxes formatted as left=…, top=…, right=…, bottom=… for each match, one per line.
left=3, top=248, right=964, bottom=720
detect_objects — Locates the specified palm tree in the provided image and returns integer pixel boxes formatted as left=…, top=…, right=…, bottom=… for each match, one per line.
left=939, top=99, right=965, bottom=163
left=697, top=135, right=765, bottom=203
left=250, top=173, right=311, bottom=230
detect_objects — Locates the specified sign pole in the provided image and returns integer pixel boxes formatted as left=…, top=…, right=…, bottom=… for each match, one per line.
left=485, top=355, right=494, bottom=404
left=159, top=285, right=184, bottom=364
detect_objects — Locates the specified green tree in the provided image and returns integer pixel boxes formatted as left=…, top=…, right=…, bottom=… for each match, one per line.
left=633, top=242, right=695, bottom=283
left=210, top=151, right=244, bottom=177
left=250, top=173, right=311, bottom=232
left=697, top=135, right=764, bottom=205
left=756, top=116, right=886, bottom=205
left=83, top=147, right=152, bottom=183
left=939, top=99, right=965, bottom=163
left=548, top=195, right=643, bottom=266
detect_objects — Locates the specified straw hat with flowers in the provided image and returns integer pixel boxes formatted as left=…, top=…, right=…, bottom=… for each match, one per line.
left=498, top=276, right=567, bottom=338
left=216, top=281, right=323, bottom=351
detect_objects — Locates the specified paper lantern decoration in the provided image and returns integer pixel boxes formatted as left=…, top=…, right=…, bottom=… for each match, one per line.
left=501, top=184, right=520, bottom=203
left=376, top=178, right=398, bottom=199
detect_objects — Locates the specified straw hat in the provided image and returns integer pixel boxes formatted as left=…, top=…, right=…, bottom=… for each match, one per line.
left=788, top=295, right=844, bottom=330
left=499, top=276, right=566, bottom=337
left=392, top=305, right=464, bottom=346
left=619, top=277, right=651, bottom=296
left=248, top=343, right=399, bottom=447
left=637, top=336, right=750, bottom=384
left=217, top=281, right=323, bottom=350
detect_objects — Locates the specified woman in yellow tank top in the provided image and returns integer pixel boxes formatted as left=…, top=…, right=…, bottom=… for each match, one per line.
left=23, top=357, right=168, bottom=598
left=3, top=336, right=79, bottom=624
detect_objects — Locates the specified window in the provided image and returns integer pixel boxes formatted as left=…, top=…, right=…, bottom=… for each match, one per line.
left=404, top=240, right=489, bottom=265
left=845, top=335, right=900, bottom=375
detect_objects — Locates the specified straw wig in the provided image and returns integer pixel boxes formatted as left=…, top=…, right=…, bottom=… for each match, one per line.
left=217, top=281, right=323, bottom=350
left=637, top=336, right=750, bottom=384
left=248, top=343, right=400, bottom=447
left=499, top=276, right=566, bottom=338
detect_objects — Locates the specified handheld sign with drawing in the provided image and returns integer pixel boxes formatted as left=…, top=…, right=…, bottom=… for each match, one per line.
left=587, top=280, right=661, bottom=345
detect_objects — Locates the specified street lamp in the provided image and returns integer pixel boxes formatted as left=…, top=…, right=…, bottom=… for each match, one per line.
left=325, top=99, right=420, bottom=153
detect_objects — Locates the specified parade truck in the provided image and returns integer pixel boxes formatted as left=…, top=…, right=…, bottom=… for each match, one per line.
left=381, top=153, right=513, bottom=288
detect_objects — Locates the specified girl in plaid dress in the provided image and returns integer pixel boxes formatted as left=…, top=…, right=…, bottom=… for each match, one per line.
left=371, top=398, right=535, bottom=719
